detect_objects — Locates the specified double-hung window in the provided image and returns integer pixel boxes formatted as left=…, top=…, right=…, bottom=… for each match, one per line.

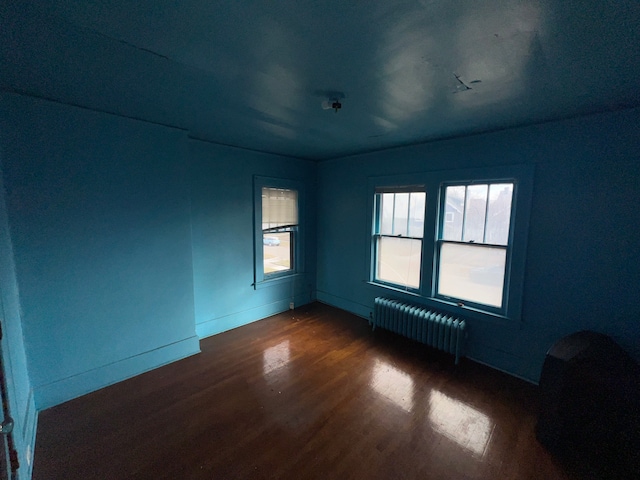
left=436, top=182, right=514, bottom=311
left=262, top=187, right=298, bottom=276
left=369, top=165, right=532, bottom=321
left=254, top=176, right=304, bottom=287
left=372, top=187, right=426, bottom=290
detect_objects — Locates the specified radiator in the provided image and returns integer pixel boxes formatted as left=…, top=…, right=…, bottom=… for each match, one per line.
left=372, top=297, right=467, bottom=364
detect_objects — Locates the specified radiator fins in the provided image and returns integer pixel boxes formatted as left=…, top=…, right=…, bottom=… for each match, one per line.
left=371, top=297, right=467, bottom=365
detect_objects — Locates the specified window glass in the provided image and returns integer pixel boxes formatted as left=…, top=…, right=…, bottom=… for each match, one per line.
left=408, top=192, right=426, bottom=238
left=374, top=189, right=425, bottom=290
left=380, top=193, right=394, bottom=235
left=485, top=184, right=513, bottom=245
left=393, top=193, right=409, bottom=236
left=436, top=181, right=514, bottom=309
left=263, top=232, right=291, bottom=274
left=437, top=243, right=506, bottom=307
left=369, top=168, right=530, bottom=320
left=262, top=187, right=298, bottom=276
left=377, top=237, right=422, bottom=289
left=462, top=184, right=488, bottom=243
left=442, top=186, right=465, bottom=241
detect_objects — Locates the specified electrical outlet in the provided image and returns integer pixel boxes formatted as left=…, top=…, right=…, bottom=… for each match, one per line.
left=289, top=302, right=294, bottom=310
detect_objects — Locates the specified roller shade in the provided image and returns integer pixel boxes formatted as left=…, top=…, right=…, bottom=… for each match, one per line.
left=262, top=187, right=298, bottom=231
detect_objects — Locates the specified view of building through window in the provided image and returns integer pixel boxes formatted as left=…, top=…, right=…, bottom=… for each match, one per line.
left=437, top=183, right=514, bottom=307
left=370, top=168, right=528, bottom=319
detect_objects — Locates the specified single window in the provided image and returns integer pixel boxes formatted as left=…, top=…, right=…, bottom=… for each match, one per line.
left=262, top=187, right=298, bottom=276
left=436, top=182, right=514, bottom=309
left=373, top=188, right=426, bottom=290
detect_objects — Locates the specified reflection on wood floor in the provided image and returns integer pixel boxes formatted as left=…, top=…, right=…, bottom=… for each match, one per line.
left=34, top=302, right=576, bottom=479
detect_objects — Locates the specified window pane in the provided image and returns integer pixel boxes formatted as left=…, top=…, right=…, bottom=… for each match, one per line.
left=442, top=186, right=465, bottom=241
left=393, top=193, right=409, bottom=236
left=380, top=193, right=394, bottom=235
left=462, top=185, right=488, bottom=243
left=408, top=192, right=426, bottom=238
left=485, top=183, right=513, bottom=246
left=262, top=188, right=298, bottom=230
left=263, top=232, right=291, bottom=274
left=377, top=237, right=422, bottom=289
left=437, top=242, right=506, bottom=307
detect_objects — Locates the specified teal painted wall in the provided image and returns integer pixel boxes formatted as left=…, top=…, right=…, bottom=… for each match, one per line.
left=317, top=108, right=640, bottom=382
left=0, top=93, right=200, bottom=410
left=0, top=92, right=317, bottom=422
left=189, top=140, right=317, bottom=338
left=1, top=89, right=638, bottom=478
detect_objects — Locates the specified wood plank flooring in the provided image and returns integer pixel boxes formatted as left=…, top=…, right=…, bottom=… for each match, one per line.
left=34, top=303, right=576, bottom=479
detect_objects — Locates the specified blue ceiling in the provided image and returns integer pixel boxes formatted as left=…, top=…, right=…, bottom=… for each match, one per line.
left=2, top=0, right=639, bottom=160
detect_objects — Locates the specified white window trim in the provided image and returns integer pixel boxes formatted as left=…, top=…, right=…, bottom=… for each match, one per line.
left=367, top=164, right=534, bottom=324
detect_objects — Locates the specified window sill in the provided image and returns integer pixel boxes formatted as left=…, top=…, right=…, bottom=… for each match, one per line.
left=366, top=281, right=422, bottom=297
left=253, top=273, right=304, bottom=290
left=365, top=281, right=521, bottom=328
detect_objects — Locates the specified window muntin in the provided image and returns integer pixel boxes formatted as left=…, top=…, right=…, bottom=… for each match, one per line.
left=373, top=189, right=426, bottom=290
left=262, top=187, right=298, bottom=277
left=436, top=182, right=514, bottom=309
left=368, top=166, right=531, bottom=322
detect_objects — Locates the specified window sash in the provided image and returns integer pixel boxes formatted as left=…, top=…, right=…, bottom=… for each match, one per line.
left=374, top=190, right=425, bottom=239
left=435, top=241, right=508, bottom=309
left=440, top=182, right=514, bottom=246
left=254, top=177, right=304, bottom=286
left=263, top=231, right=294, bottom=275
left=372, top=188, right=426, bottom=290
left=262, top=187, right=298, bottom=231
left=263, top=224, right=298, bottom=234
left=262, top=188, right=298, bottom=277
left=374, top=235, right=423, bottom=290
left=435, top=181, right=515, bottom=311
left=367, top=165, right=532, bottom=322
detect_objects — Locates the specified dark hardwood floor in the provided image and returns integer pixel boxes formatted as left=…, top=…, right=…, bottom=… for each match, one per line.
left=34, top=303, right=576, bottom=479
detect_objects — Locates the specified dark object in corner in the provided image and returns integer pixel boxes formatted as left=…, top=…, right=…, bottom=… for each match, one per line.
left=537, top=331, right=640, bottom=479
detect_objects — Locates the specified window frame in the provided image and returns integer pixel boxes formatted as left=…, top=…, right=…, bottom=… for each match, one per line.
left=253, top=177, right=305, bottom=287
left=367, top=165, right=533, bottom=323
left=433, top=180, right=516, bottom=316
left=371, top=186, right=426, bottom=292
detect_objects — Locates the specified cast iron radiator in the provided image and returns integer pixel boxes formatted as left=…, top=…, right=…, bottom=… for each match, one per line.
left=372, top=297, right=467, bottom=364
